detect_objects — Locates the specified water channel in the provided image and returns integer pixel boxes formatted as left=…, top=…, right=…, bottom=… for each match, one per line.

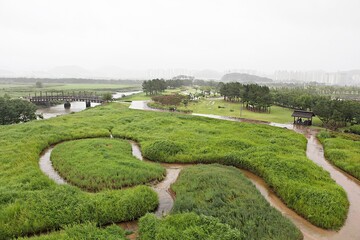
left=36, top=99, right=360, bottom=239
left=129, top=100, right=360, bottom=240
left=36, top=91, right=141, bottom=119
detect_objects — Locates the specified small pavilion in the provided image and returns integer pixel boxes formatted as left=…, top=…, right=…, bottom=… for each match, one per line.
left=291, top=110, right=315, bottom=126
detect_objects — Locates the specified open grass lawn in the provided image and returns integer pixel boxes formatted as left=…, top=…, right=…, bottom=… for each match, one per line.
left=186, top=99, right=322, bottom=125
left=169, top=164, right=302, bottom=239
left=51, top=138, right=165, bottom=191
left=0, top=83, right=140, bottom=98
left=0, top=102, right=348, bottom=239
left=318, top=131, right=360, bottom=181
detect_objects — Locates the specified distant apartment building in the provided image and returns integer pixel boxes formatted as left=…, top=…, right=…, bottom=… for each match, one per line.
left=273, top=70, right=360, bottom=85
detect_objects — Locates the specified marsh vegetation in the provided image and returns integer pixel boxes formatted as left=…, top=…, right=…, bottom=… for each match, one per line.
left=0, top=102, right=350, bottom=239
left=51, top=138, right=165, bottom=191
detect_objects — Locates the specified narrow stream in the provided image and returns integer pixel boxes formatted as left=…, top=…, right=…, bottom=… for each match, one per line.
left=38, top=139, right=183, bottom=221
left=37, top=91, right=141, bottom=119
left=37, top=100, right=360, bottom=239
left=39, top=148, right=67, bottom=185
left=130, top=100, right=360, bottom=240
left=129, top=140, right=185, bottom=216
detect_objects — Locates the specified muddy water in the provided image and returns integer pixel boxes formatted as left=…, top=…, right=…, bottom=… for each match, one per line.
left=131, top=101, right=360, bottom=240
left=39, top=141, right=183, bottom=217
left=240, top=170, right=335, bottom=240
left=37, top=101, right=101, bottom=119
left=112, top=91, right=142, bottom=99
left=129, top=141, right=185, bottom=216
left=39, top=148, right=67, bottom=184
left=36, top=91, right=141, bottom=120
left=270, top=124, right=360, bottom=240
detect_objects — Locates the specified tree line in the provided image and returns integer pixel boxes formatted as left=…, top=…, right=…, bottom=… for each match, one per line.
left=142, top=78, right=218, bottom=95
left=0, top=96, right=38, bottom=125
left=272, top=88, right=360, bottom=129
left=218, top=82, right=272, bottom=112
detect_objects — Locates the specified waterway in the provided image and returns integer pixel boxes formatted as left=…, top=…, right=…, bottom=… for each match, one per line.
left=130, top=100, right=360, bottom=240
left=37, top=99, right=360, bottom=239
left=36, top=91, right=141, bottom=119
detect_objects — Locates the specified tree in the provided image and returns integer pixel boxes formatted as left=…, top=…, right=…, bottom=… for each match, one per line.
left=0, top=97, right=37, bottom=125
left=102, top=92, right=113, bottom=102
left=142, top=79, right=167, bottom=95
left=35, top=81, right=43, bottom=88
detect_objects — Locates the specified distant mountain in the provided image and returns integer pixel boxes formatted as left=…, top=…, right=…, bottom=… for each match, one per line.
left=221, top=73, right=273, bottom=83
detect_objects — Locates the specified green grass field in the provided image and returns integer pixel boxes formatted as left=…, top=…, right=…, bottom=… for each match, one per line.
left=170, top=164, right=302, bottom=239
left=139, top=212, right=242, bottom=240
left=51, top=138, right=165, bottom=191
left=0, top=83, right=141, bottom=98
left=0, top=102, right=348, bottom=239
left=19, top=223, right=127, bottom=240
left=187, top=99, right=322, bottom=124
left=318, top=131, right=360, bottom=181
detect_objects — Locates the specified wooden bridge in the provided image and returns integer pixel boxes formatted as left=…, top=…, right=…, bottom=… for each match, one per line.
left=25, top=91, right=105, bottom=108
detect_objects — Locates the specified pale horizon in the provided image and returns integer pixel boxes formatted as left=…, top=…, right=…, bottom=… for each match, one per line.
left=0, top=0, right=359, bottom=78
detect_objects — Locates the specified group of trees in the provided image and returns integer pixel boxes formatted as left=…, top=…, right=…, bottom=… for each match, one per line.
left=0, top=96, right=37, bottom=125
left=272, top=89, right=324, bottom=110
left=272, top=88, right=360, bottom=129
left=218, top=82, right=272, bottom=112
left=142, top=79, right=167, bottom=95
left=143, top=78, right=218, bottom=93
left=313, top=99, right=360, bottom=129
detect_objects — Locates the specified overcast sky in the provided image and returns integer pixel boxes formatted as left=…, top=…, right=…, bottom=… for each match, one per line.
left=0, top=0, right=359, bottom=74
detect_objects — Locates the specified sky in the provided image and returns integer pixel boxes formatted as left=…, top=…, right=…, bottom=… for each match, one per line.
left=0, top=0, right=359, bottom=75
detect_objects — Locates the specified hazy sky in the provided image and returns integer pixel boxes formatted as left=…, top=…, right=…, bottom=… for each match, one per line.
left=0, top=0, right=359, bottom=73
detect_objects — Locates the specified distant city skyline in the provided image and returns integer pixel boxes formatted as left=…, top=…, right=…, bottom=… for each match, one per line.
left=1, top=65, right=360, bottom=86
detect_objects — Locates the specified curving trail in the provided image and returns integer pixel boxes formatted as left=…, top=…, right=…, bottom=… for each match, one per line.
left=130, top=100, right=360, bottom=240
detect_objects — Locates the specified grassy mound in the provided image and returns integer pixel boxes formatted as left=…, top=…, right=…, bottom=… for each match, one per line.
left=170, top=164, right=302, bottom=240
left=19, top=223, right=127, bottom=240
left=138, top=212, right=242, bottom=240
left=318, top=131, right=360, bottom=181
left=51, top=138, right=165, bottom=191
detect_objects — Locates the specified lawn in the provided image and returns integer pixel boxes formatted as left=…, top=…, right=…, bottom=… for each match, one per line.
left=187, top=98, right=322, bottom=124
left=51, top=138, right=165, bottom=191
